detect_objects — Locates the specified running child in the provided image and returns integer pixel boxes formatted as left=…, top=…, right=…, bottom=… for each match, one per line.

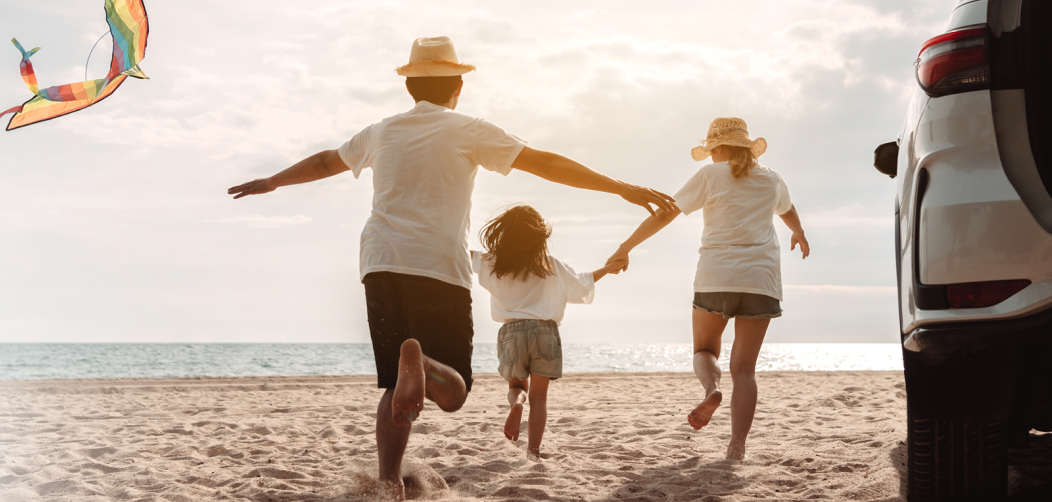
left=471, top=204, right=626, bottom=462
left=607, top=118, right=810, bottom=460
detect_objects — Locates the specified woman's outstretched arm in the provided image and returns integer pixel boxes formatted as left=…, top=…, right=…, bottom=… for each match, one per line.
left=605, top=206, right=681, bottom=272
left=778, top=204, right=810, bottom=259
left=592, top=260, right=628, bottom=282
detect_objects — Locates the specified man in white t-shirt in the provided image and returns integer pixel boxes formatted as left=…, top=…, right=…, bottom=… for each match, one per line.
left=227, top=36, right=674, bottom=499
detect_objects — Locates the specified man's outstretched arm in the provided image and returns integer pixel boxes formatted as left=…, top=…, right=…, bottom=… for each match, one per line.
left=511, top=146, right=675, bottom=216
left=227, top=150, right=349, bottom=199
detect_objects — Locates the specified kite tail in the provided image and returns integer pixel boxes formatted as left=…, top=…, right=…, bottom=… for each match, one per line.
left=10, top=38, right=41, bottom=95
left=0, top=105, right=23, bottom=122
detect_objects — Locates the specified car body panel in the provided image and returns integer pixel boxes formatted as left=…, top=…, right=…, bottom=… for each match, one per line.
left=922, top=201, right=1052, bottom=285
left=894, top=2, right=1052, bottom=497
left=989, top=0, right=1023, bottom=36
left=915, top=90, right=1052, bottom=287
left=900, top=88, right=1052, bottom=332
left=994, top=90, right=1052, bottom=232
left=948, top=0, right=989, bottom=30
left=896, top=0, right=1052, bottom=334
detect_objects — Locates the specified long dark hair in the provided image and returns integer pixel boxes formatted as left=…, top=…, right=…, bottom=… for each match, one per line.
left=479, top=204, right=554, bottom=280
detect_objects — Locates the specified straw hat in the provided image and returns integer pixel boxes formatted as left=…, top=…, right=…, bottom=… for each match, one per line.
left=396, top=36, right=476, bottom=77
left=690, top=117, right=767, bottom=161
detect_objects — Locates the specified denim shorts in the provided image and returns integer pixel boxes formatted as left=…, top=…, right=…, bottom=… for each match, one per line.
left=497, top=319, right=563, bottom=381
left=693, top=292, right=782, bottom=320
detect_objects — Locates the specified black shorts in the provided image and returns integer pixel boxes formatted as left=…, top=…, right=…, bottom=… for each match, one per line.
left=363, top=272, right=474, bottom=391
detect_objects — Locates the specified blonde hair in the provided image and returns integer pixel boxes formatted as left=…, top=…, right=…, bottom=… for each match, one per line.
left=725, top=145, right=757, bottom=178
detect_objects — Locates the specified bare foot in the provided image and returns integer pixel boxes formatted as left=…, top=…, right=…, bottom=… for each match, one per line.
left=527, top=446, right=541, bottom=463
left=726, top=443, right=746, bottom=460
left=504, top=403, right=523, bottom=441
left=376, top=479, right=405, bottom=501
left=391, top=340, right=426, bottom=428
left=687, top=389, right=722, bottom=430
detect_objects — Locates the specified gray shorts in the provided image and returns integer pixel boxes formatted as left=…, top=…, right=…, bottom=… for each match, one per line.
left=693, top=292, right=782, bottom=320
left=497, top=319, right=563, bottom=381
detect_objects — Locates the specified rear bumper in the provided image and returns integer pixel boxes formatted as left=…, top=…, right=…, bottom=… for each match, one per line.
left=903, top=304, right=1052, bottom=421
left=904, top=303, right=1052, bottom=359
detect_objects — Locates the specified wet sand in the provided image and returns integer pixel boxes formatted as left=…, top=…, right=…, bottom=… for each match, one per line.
left=0, top=372, right=1049, bottom=501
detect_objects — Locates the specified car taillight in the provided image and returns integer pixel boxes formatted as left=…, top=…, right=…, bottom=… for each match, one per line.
left=946, top=279, right=1030, bottom=308
left=915, top=27, right=990, bottom=97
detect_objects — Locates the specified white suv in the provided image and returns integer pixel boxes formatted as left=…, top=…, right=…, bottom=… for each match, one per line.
left=874, top=0, right=1052, bottom=499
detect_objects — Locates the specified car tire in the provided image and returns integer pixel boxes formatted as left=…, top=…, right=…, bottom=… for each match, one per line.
left=907, top=409, right=1008, bottom=501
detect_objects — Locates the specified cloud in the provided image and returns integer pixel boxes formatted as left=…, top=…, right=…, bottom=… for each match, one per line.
left=261, top=41, right=306, bottom=51
left=804, top=203, right=895, bottom=228
left=211, top=215, right=313, bottom=229
left=784, top=285, right=896, bottom=294
left=0, top=0, right=953, bottom=343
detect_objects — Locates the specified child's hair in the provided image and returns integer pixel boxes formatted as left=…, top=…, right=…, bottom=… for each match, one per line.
left=479, top=204, right=554, bottom=281
left=724, top=145, right=758, bottom=178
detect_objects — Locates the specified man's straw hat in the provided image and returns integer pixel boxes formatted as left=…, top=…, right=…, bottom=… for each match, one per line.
left=396, top=36, right=476, bottom=77
left=691, top=117, right=767, bottom=161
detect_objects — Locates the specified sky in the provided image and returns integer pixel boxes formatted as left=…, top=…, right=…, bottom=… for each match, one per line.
left=0, top=0, right=954, bottom=344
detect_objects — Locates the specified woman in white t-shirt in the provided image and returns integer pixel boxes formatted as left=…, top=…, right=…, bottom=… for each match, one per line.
left=472, top=205, right=626, bottom=462
left=608, top=118, right=810, bottom=460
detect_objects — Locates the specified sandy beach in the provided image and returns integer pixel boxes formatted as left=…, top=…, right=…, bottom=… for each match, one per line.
left=1, top=371, right=1049, bottom=501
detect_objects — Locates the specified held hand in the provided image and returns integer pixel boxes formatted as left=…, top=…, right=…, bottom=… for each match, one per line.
left=602, top=259, right=629, bottom=275
left=227, top=178, right=276, bottom=199
left=791, top=232, right=810, bottom=259
left=618, top=182, right=676, bottom=217
left=606, top=249, right=630, bottom=272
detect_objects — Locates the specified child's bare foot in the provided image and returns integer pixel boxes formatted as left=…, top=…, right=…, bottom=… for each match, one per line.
left=504, top=403, right=523, bottom=441
left=391, top=340, right=426, bottom=428
left=687, top=389, right=722, bottom=430
left=527, top=446, right=541, bottom=463
left=726, top=442, right=746, bottom=460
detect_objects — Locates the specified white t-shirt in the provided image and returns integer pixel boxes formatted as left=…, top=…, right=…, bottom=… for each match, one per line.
left=471, top=251, right=595, bottom=325
left=338, top=101, right=527, bottom=289
left=673, top=162, right=793, bottom=301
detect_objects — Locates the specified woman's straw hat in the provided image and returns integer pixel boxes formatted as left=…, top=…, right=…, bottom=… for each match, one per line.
left=691, top=117, right=767, bottom=161
left=396, top=36, right=476, bottom=77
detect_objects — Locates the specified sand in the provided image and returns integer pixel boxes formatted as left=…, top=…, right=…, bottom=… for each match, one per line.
left=0, top=371, right=1049, bottom=501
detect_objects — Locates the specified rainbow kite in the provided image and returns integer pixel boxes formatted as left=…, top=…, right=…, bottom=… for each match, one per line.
left=1, top=0, right=149, bottom=131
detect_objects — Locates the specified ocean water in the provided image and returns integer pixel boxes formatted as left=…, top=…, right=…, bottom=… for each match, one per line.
left=0, top=343, right=902, bottom=381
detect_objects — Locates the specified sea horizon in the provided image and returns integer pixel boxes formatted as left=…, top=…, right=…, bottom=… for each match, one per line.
left=0, top=342, right=903, bottom=381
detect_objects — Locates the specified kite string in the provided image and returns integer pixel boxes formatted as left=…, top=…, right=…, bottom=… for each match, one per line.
left=84, top=32, right=109, bottom=82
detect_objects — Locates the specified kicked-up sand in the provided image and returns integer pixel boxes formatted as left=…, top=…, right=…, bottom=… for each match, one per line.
left=0, top=371, right=1050, bottom=501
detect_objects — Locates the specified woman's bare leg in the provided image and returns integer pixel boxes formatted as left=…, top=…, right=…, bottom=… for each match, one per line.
left=726, top=318, right=770, bottom=460
left=688, top=310, right=729, bottom=430
left=526, top=373, right=550, bottom=461
left=504, top=377, right=528, bottom=441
